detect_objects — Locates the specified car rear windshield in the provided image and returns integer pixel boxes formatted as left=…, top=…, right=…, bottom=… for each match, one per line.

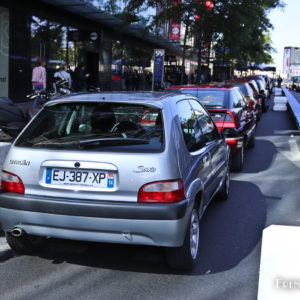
left=169, top=89, right=198, bottom=98
left=170, top=89, right=227, bottom=108
left=196, top=90, right=227, bottom=108
left=15, top=102, right=164, bottom=152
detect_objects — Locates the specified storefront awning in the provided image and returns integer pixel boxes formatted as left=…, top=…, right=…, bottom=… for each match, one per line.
left=38, top=0, right=183, bottom=55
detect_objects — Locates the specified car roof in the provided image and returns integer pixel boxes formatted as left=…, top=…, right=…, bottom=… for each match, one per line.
left=167, top=84, right=235, bottom=90
left=45, top=92, right=189, bottom=108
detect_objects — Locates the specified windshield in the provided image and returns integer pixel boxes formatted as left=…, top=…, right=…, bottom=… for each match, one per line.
left=170, top=89, right=227, bottom=108
left=170, top=89, right=198, bottom=98
left=15, top=102, right=164, bottom=152
left=196, top=90, right=227, bottom=109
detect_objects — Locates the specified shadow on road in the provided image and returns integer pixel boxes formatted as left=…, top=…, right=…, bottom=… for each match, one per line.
left=242, top=139, right=277, bottom=173
left=35, top=180, right=266, bottom=276
left=194, top=179, right=266, bottom=275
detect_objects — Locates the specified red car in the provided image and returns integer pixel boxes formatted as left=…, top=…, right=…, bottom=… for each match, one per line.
left=167, top=84, right=256, bottom=171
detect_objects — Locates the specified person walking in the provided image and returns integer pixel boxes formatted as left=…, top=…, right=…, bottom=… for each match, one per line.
left=277, top=75, right=283, bottom=88
left=32, top=60, right=46, bottom=108
left=72, top=63, right=90, bottom=92
left=123, top=67, right=132, bottom=91
left=133, top=69, right=140, bottom=91
left=53, top=64, right=72, bottom=93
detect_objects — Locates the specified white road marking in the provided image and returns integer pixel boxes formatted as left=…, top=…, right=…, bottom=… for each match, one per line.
left=258, top=225, right=300, bottom=300
left=0, top=236, right=10, bottom=252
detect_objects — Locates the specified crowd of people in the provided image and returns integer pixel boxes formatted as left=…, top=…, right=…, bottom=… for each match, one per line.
left=31, top=60, right=211, bottom=98
left=122, top=67, right=152, bottom=91
left=31, top=60, right=91, bottom=96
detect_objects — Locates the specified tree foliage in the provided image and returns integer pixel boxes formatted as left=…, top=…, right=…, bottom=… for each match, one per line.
left=126, top=0, right=285, bottom=75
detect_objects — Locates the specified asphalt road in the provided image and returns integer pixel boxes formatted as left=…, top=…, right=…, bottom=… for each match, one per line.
left=1, top=94, right=300, bottom=300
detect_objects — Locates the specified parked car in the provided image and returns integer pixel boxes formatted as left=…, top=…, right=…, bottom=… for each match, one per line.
left=262, top=74, right=273, bottom=95
left=238, top=78, right=268, bottom=113
left=290, top=76, right=300, bottom=91
left=243, top=77, right=269, bottom=110
left=225, top=80, right=261, bottom=121
left=0, top=92, right=230, bottom=271
left=167, top=84, right=256, bottom=171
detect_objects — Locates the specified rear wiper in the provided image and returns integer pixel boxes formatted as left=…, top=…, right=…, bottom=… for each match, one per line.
left=79, top=137, right=149, bottom=147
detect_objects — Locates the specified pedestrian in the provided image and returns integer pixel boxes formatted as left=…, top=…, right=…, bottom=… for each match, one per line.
left=32, top=60, right=47, bottom=108
left=277, top=75, right=283, bottom=88
left=133, top=69, right=140, bottom=91
left=72, top=63, right=90, bottom=92
left=32, top=60, right=46, bottom=91
left=53, top=63, right=72, bottom=93
left=123, top=67, right=132, bottom=91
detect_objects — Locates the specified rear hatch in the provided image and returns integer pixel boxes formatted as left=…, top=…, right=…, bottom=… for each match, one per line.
left=207, top=109, right=234, bottom=130
left=3, top=101, right=177, bottom=202
left=4, top=148, right=173, bottom=202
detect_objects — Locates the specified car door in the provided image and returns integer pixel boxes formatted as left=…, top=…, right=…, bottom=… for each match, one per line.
left=189, top=99, right=227, bottom=200
left=176, top=99, right=211, bottom=202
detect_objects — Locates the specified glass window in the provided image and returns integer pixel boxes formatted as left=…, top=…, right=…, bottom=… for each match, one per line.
left=189, top=99, right=220, bottom=143
left=177, top=100, right=205, bottom=152
left=236, top=84, right=247, bottom=96
left=196, top=90, right=227, bottom=109
left=235, top=89, right=248, bottom=109
left=15, top=103, right=164, bottom=153
left=245, top=83, right=254, bottom=98
left=168, top=89, right=198, bottom=98
left=231, top=90, right=241, bottom=108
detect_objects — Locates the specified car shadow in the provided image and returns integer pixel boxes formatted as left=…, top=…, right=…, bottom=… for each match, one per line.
left=194, top=179, right=266, bottom=275
left=36, top=180, right=266, bottom=275
left=241, top=139, right=277, bottom=173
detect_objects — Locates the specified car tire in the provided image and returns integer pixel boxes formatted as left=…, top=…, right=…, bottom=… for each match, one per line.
left=6, top=232, right=46, bottom=255
left=216, top=165, right=230, bottom=201
left=165, top=205, right=200, bottom=271
left=231, top=143, right=244, bottom=172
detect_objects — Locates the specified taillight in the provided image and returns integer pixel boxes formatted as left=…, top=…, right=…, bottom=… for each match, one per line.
left=138, top=179, right=185, bottom=203
left=1, top=171, right=25, bottom=194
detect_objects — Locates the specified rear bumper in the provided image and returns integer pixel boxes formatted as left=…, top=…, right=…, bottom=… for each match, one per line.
left=0, top=193, right=192, bottom=247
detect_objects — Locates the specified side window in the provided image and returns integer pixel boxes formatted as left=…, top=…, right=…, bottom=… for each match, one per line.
left=189, top=99, right=220, bottom=143
left=177, top=100, right=205, bottom=152
left=231, top=90, right=241, bottom=108
left=235, top=89, right=249, bottom=110
left=246, top=84, right=254, bottom=98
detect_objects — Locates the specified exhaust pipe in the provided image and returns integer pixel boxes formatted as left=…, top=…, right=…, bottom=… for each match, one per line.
left=11, top=227, right=24, bottom=237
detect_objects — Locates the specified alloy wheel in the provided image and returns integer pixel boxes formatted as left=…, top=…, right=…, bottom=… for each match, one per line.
left=189, top=209, right=200, bottom=259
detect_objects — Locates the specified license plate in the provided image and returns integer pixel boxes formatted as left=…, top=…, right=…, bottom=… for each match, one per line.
left=45, top=168, right=115, bottom=188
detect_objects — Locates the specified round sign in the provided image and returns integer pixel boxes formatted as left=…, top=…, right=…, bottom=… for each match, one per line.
left=90, top=32, right=98, bottom=41
left=172, top=27, right=179, bottom=35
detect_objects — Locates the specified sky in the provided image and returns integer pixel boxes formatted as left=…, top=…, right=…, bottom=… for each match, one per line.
left=268, top=0, right=300, bottom=73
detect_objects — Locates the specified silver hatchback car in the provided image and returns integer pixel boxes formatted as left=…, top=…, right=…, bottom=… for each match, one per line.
left=0, top=92, right=230, bottom=270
